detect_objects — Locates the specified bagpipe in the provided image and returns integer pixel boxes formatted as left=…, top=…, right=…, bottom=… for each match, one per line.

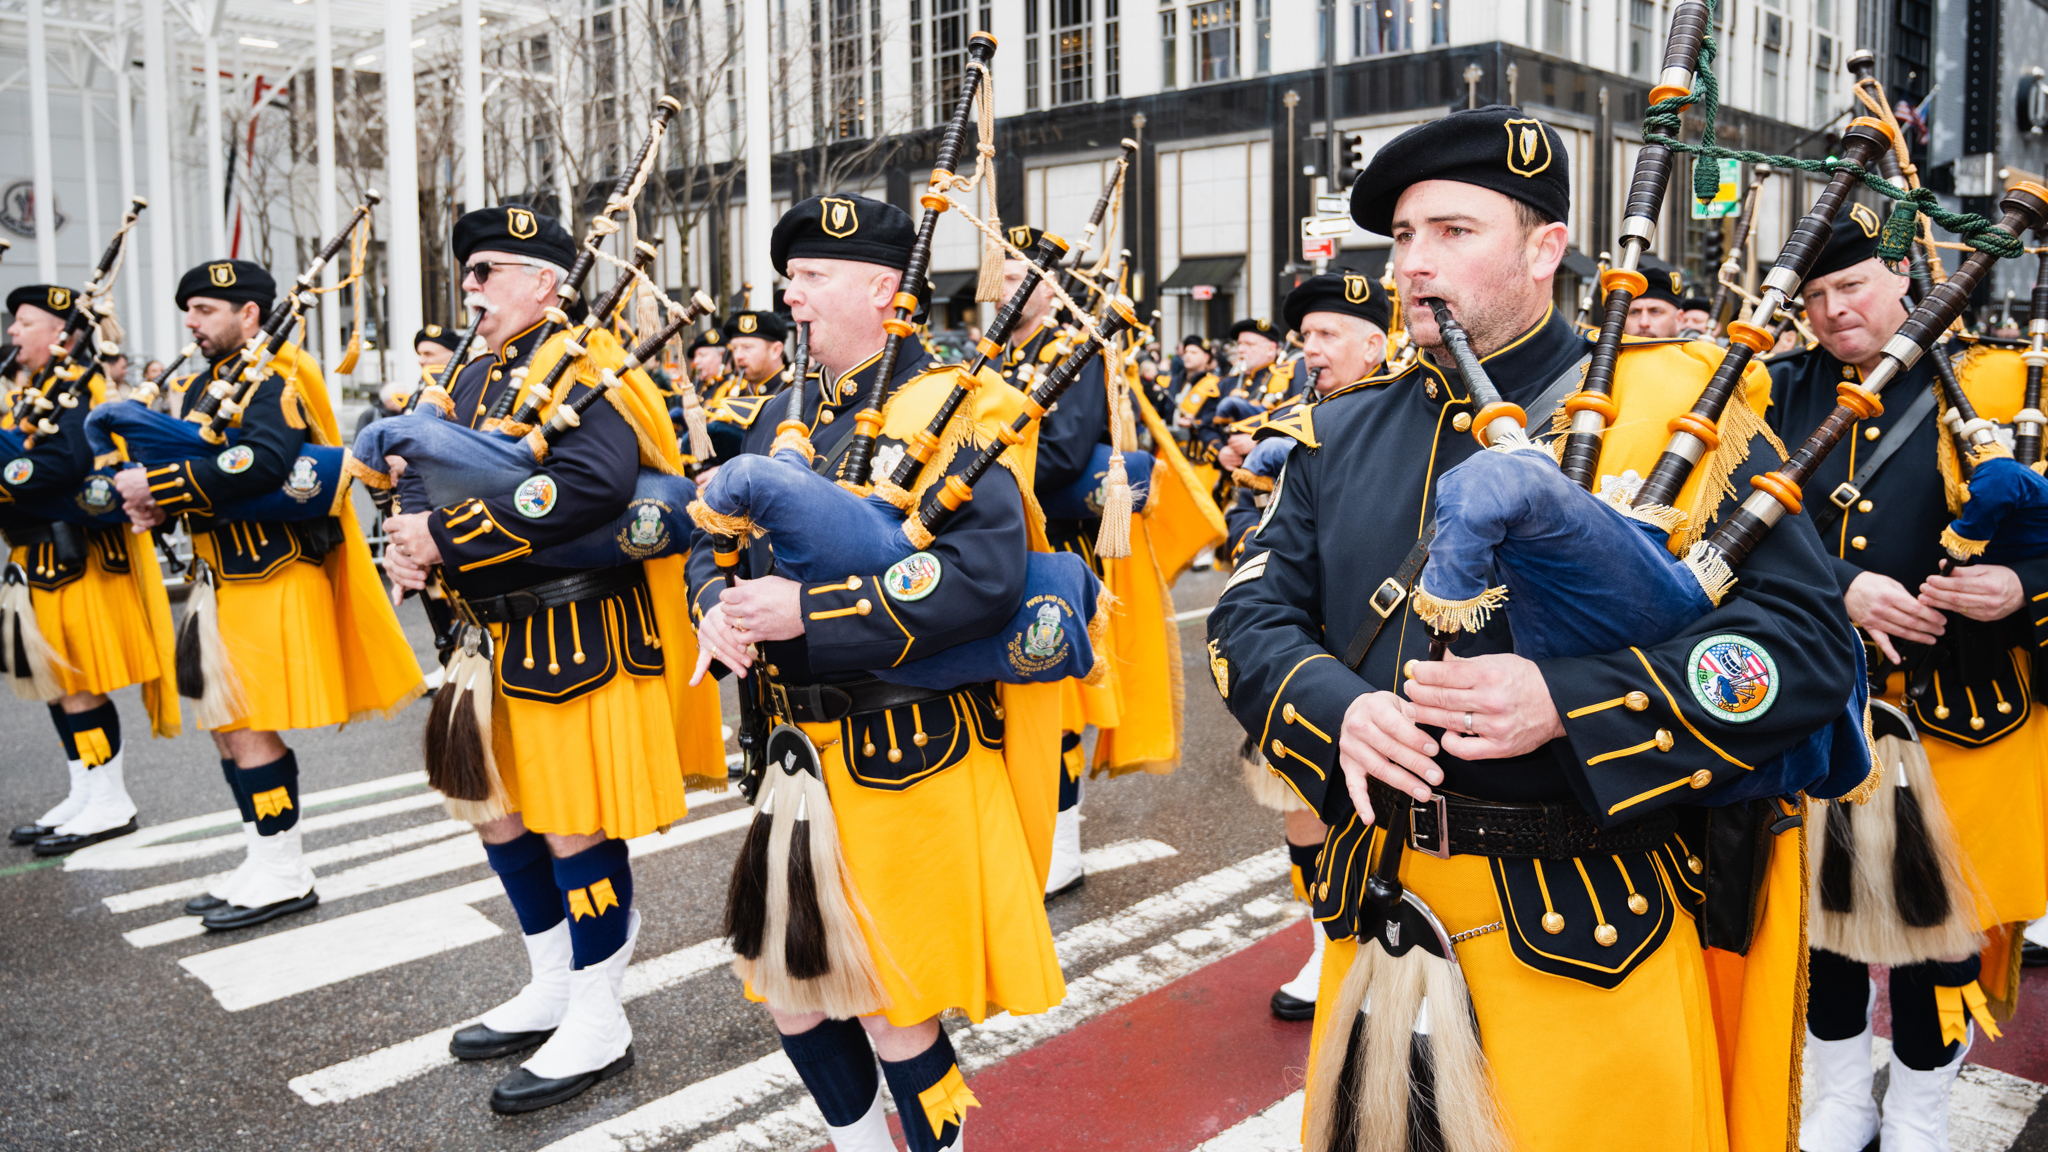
left=2, top=197, right=144, bottom=458
left=80, top=193, right=380, bottom=526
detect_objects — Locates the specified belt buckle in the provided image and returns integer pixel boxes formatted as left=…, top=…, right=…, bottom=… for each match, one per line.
left=768, top=679, right=794, bottom=723
left=1370, top=577, right=1408, bottom=619
left=1408, top=792, right=1451, bottom=859
left=1829, top=482, right=1861, bottom=510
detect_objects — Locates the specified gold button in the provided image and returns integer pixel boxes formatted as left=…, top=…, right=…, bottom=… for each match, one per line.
left=1404, top=659, right=1421, bottom=680
left=1999, top=701, right=2014, bottom=714
left=1850, top=536, right=1867, bottom=550
left=1935, top=705, right=1951, bottom=720
left=490, top=369, right=502, bottom=380
left=1687, top=855, right=1703, bottom=874
left=1272, top=738, right=1288, bottom=760
left=1594, top=923, right=1619, bottom=947
left=1283, top=703, right=1298, bottom=723
left=1689, top=769, right=1713, bottom=789
left=888, top=747, right=903, bottom=763
left=1857, top=499, right=1873, bottom=513
left=1655, top=728, right=1674, bottom=751
left=1627, top=893, right=1649, bottom=915
left=1542, top=912, right=1565, bottom=934
left=855, top=598, right=871, bottom=616
left=1451, top=411, right=1473, bottom=432
left=1623, top=691, right=1649, bottom=712
left=1865, top=426, right=1881, bottom=440
left=548, top=661, right=560, bottom=674
left=846, top=575, right=862, bottom=590
left=1970, top=715, right=1986, bottom=730
left=819, top=408, right=835, bottom=423
left=862, top=742, right=877, bottom=756
left=913, top=732, right=928, bottom=747
left=767, top=664, right=779, bottom=677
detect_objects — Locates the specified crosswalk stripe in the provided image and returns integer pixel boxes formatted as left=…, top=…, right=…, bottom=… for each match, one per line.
left=102, top=819, right=472, bottom=914
left=1080, top=838, right=1179, bottom=873
left=536, top=850, right=1294, bottom=1152
left=290, top=937, right=738, bottom=1105
left=159, top=807, right=760, bottom=1001
left=1193, top=1091, right=1304, bottom=1151
left=73, top=791, right=446, bottom=874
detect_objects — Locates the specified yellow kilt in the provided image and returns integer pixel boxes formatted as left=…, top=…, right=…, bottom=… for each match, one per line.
left=1904, top=673, right=2048, bottom=934
left=200, top=550, right=351, bottom=732
left=21, top=541, right=165, bottom=699
left=486, top=650, right=689, bottom=841
left=1308, top=849, right=1729, bottom=1152
left=781, top=706, right=1066, bottom=1027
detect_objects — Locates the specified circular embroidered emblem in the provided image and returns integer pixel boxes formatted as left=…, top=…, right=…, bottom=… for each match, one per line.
left=77, top=473, right=117, bottom=513
left=283, top=455, right=323, bottom=501
left=616, top=499, right=671, bottom=559
left=3, top=457, right=31, bottom=485
left=514, top=474, right=558, bottom=518
left=1687, top=633, right=1779, bottom=723
left=217, top=445, right=254, bottom=474
left=884, top=552, right=943, bottom=601
left=1007, top=596, right=1071, bottom=674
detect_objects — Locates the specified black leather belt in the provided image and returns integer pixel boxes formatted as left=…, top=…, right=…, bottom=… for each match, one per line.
left=769, top=675, right=961, bottom=724
left=459, top=564, right=645, bottom=625
left=1367, top=777, right=1676, bottom=860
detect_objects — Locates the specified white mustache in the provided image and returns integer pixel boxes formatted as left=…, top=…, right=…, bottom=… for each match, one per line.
left=462, top=294, right=496, bottom=314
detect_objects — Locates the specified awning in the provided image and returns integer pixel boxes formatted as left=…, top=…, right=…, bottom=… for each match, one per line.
left=1160, top=256, right=1245, bottom=295
left=928, top=270, right=980, bottom=303
left=1561, top=248, right=1601, bottom=278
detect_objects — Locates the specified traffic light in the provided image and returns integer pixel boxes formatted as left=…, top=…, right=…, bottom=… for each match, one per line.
left=1348, top=131, right=1369, bottom=172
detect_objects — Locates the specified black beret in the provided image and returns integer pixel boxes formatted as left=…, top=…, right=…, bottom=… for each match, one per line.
left=1350, top=106, right=1571, bottom=237
left=1228, top=317, right=1281, bottom=344
left=1283, top=272, right=1393, bottom=334
left=722, top=310, right=789, bottom=343
left=176, top=260, right=275, bottom=314
left=1803, top=201, right=1890, bottom=283
left=6, top=284, right=76, bottom=321
left=1680, top=296, right=1713, bottom=313
left=1001, top=224, right=1048, bottom=254
left=452, top=203, right=577, bottom=269
left=1635, top=257, right=1686, bottom=307
left=1181, top=333, right=1210, bottom=351
left=771, top=194, right=915, bottom=276
left=688, top=325, right=726, bottom=355
left=414, top=325, right=463, bottom=353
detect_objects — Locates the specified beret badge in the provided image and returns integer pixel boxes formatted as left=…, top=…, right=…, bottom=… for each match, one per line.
left=508, top=207, right=538, bottom=239
left=46, top=287, right=70, bottom=311
left=822, top=197, right=860, bottom=238
left=1343, top=274, right=1371, bottom=305
left=1504, top=119, right=1554, bottom=178
left=209, top=262, right=236, bottom=288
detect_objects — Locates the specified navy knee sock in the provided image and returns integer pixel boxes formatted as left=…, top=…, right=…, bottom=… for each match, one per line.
left=237, top=750, right=301, bottom=835
left=65, top=701, right=121, bottom=767
left=880, top=1028, right=971, bottom=1151
left=553, top=839, right=633, bottom=968
left=484, top=831, right=566, bottom=936
left=1287, top=839, right=1321, bottom=905
left=47, top=703, right=78, bottom=761
left=1806, top=947, right=1871, bottom=1040
left=221, top=759, right=255, bottom=823
left=1892, top=956, right=1980, bottom=1070
left=1058, top=732, right=1083, bottom=812
left=780, top=1017, right=880, bottom=1127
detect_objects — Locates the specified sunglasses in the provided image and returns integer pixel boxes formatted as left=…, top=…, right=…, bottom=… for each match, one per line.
left=463, top=258, right=544, bottom=285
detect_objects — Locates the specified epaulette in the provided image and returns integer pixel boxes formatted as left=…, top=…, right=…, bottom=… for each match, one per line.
left=710, top=393, right=773, bottom=427
left=1177, top=373, right=1221, bottom=418
left=1252, top=399, right=1317, bottom=449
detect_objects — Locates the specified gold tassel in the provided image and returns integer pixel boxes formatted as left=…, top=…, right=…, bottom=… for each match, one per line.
left=771, top=428, right=816, bottom=461
left=1681, top=541, right=1738, bottom=607
left=1094, top=451, right=1134, bottom=558
left=1940, top=525, right=1990, bottom=560
left=972, top=67, right=1005, bottom=305
left=340, top=454, right=393, bottom=490
left=1410, top=583, right=1510, bottom=633
left=870, top=479, right=916, bottom=512
left=1621, top=501, right=1689, bottom=536
left=634, top=289, right=662, bottom=343
left=1229, top=468, right=1274, bottom=493
left=1082, top=594, right=1112, bottom=686
left=1968, top=440, right=2015, bottom=466
left=687, top=501, right=758, bottom=539
left=679, top=383, right=715, bottom=460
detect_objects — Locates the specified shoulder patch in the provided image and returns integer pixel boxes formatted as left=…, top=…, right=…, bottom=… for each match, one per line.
left=1687, top=633, right=1779, bottom=722
left=884, top=552, right=943, bottom=601
left=513, top=474, right=559, bottom=518
left=3, top=458, right=31, bottom=485
left=216, top=446, right=255, bottom=474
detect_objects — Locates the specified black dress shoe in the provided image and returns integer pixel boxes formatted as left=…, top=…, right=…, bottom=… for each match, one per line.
left=201, top=890, right=319, bottom=931
left=451, top=1022, right=555, bottom=1061
left=32, top=817, right=139, bottom=856
left=1270, top=988, right=1316, bottom=1021
left=489, top=1046, right=634, bottom=1114
left=183, top=893, right=228, bottom=915
left=1044, top=874, right=1086, bottom=901
left=10, top=821, right=57, bottom=845
left=2025, top=940, right=2048, bottom=968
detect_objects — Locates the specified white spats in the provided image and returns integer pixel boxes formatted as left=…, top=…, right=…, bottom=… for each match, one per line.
left=33, top=759, right=88, bottom=827
left=54, top=750, right=137, bottom=837
left=479, top=919, right=574, bottom=1035
left=1276, top=920, right=1325, bottom=1005
left=1883, top=1032, right=1971, bottom=1152
left=823, top=1080, right=896, bottom=1152
left=226, top=823, right=316, bottom=910
left=207, top=823, right=261, bottom=907
left=523, top=911, right=640, bottom=1080
left=1800, top=1026, right=1879, bottom=1152
left=1045, top=805, right=1084, bottom=895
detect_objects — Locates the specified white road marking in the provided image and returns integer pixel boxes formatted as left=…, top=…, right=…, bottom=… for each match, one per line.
left=1194, top=1090, right=1304, bottom=1151
left=1175, top=605, right=1214, bottom=624
left=65, top=772, right=430, bottom=866
left=289, top=936, right=737, bottom=1105
left=73, top=791, right=446, bottom=874
left=159, top=807, right=759, bottom=1001
left=180, top=890, right=508, bottom=1011
left=537, top=850, right=1293, bottom=1152
left=103, top=819, right=471, bottom=914
left=1080, top=837, right=1178, bottom=874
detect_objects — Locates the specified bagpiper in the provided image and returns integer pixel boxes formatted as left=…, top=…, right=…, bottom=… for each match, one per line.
left=113, top=259, right=422, bottom=930
left=721, top=309, right=790, bottom=397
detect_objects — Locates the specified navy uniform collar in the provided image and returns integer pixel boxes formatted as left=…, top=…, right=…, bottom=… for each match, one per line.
left=490, top=318, right=548, bottom=369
